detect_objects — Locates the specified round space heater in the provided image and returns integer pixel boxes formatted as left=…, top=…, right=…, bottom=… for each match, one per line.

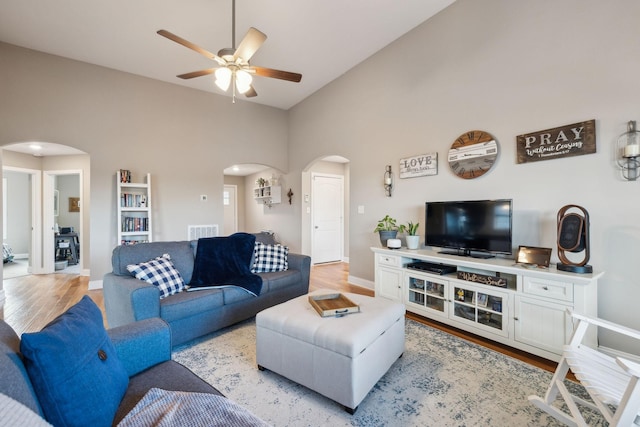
left=556, top=204, right=593, bottom=274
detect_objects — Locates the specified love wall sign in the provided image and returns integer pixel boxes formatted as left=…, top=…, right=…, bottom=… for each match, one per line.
left=516, top=119, right=596, bottom=164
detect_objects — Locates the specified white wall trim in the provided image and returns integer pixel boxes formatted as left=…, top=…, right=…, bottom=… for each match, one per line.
left=88, top=279, right=103, bottom=290
left=598, top=345, right=640, bottom=364
left=347, top=275, right=374, bottom=291
left=0, top=289, right=5, bottom=309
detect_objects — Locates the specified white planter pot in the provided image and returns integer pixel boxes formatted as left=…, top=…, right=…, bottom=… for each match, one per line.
left=405, top=235, right=420, bottom=250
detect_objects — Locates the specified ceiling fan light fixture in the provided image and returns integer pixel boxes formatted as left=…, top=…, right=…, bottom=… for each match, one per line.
left=214, top=67, right=232, bottom=91
left=235, top=70, right=253, bottom=94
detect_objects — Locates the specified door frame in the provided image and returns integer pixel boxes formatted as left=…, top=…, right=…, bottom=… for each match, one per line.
left=311, top=172, right=344, bottom=264
left=2, top=166, right=43, bottom=274
left=223, top=184, right=238, bottom=235
left=43, top=169, right=83, bottom=273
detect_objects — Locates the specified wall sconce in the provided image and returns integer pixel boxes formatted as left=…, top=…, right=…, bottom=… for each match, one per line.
left=383, top=165, right=393, bottom=197
left=617, top=120, right=640, bottom=181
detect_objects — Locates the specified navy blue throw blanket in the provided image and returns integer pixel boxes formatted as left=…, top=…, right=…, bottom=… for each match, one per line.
left=190, top=233, right=263, bottom=296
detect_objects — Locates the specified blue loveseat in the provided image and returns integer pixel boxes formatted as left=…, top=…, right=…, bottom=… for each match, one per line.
left=0, top=313, right=224, bottom=426
left=103, top=233, right=311, bottom=346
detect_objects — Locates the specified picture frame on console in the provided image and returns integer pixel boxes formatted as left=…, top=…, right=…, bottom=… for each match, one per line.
left=473, top=292, right=489, bottom=307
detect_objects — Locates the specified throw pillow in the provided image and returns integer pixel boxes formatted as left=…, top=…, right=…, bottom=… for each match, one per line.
left=251, top=242, right=289, bottom=273
left=127, top=253, right=186, bottom=299
left=20, top=296, right=129, bottom=427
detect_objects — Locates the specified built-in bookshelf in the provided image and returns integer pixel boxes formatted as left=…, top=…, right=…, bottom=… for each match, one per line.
left=116, top=171, right=152, bottom=245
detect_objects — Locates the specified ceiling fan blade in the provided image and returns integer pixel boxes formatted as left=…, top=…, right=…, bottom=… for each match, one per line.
left=157, top=29, right=225, bottom=65
left=253, top=66, right=302, bottom=83
left=233, top=27, right=267, bottom=62
left=244, top=85, right=258, bottom=98
left=177, top=68, right=217, bottom=79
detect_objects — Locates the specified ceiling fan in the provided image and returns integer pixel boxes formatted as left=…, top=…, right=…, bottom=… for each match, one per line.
left=157, top=0, right=302, bottom=103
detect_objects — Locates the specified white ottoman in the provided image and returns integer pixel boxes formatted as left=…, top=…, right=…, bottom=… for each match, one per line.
left=256, top=290, right=405, bottom=413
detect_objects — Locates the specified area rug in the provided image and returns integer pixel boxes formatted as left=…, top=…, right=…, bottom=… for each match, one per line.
left=173, top=318, right=605, bottom=426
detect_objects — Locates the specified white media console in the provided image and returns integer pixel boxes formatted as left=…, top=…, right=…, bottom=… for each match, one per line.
left=371, top=247, right=603, bottom=362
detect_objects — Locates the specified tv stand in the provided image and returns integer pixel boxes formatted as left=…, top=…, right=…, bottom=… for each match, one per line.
left=439, top=249, right=494, bottom=259
left=372, top=246, right=602, bottom=362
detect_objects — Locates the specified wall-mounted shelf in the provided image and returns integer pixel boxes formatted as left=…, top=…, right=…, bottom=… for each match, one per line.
left=254, top=185, right=281, bottom=207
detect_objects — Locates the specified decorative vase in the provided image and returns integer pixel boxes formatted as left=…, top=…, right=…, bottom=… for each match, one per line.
left=378, top=230, right=398, bottom=247
left=405, top=235, right=420, bottom=250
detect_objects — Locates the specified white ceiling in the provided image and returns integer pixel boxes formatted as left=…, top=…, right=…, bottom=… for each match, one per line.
left=0, top=0, right=455, bottom=111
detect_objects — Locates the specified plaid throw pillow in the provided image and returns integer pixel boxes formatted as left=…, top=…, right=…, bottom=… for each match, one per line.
left=127, top=253, right=186, bottom=299
left=251, top=242, right=289, bottom=273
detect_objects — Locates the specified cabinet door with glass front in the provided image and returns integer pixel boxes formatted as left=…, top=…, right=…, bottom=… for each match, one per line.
left=450, top=283, right=509, bottom=337
left=405, top=271, right=449, bottom=320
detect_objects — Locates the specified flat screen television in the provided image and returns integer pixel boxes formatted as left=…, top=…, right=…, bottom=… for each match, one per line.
left=425, top=199, right=513, bottom=258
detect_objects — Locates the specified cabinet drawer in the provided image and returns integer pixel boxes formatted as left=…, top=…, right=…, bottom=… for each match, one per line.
left=377, top=253, right=400, bottom=267
left=523, top=277, right=573, bottom=302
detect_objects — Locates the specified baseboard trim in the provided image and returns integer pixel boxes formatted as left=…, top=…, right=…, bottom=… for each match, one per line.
left=598, top=345, right=640, bottom=364
left=88, top=279, right=103, bottom=290
left=347, top=275, right=374, bottom=290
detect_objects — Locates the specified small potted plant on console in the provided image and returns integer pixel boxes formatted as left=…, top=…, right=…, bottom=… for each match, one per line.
left=399, top=221, right=420, bottom=249
left=373, top=215, right=398, bottom=247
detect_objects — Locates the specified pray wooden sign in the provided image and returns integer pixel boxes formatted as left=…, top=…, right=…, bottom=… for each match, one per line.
left=516, top=119, right=596, bottom=164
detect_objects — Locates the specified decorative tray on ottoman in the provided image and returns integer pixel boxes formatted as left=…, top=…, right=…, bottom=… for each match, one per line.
left=309, top=293, right=360, bottom=317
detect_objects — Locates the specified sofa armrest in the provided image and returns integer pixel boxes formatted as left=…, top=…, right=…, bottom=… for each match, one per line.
left=103, top=273, right=161, bottom=328
left=288, top=253, right=311, bottom=291
left=108, top=318, right=172, bottom=377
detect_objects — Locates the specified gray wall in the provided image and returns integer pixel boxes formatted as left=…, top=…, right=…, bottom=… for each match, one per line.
left=3, top=170, right=30, bottom=255
left=1, top=1, right=639, bottom=355
left=288, top=0, right=640, bottom=353
left=0, top=41, right=289, bottom=283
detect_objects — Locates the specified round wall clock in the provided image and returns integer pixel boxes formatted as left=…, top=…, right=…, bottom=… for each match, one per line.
left=448, top=130, right=499, bottom=179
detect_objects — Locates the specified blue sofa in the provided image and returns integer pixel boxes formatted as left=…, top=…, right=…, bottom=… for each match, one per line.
left=103, top=235, right=311, bottom=346
left=0, top=316, right=223, bottom=425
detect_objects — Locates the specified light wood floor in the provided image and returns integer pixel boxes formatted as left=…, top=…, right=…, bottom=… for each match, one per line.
left=0, top=262, right=559, bottom=374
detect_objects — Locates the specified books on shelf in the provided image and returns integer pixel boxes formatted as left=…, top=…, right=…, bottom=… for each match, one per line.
left=120, top=239, right=149, bottom=246
left=121, top=216, right=149, bottom=232
left=120, top=193, right=147, bottom=208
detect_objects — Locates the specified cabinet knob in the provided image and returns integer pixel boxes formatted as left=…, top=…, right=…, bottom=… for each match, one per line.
left=542, top=286, right=549, bottom=291
left=514, top=317, right=519, bottom=321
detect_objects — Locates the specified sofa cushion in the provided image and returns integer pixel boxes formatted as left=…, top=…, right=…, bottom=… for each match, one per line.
left=0, top=321, right=42, bottom=416
left=20, top=296, right=129, bottom=427
left=259, top=269, right=302, bottom=293
left=113, top=360, right=224, bottom=425
left=127, top=253, right=186, bottom=299
left=253, top=231, right=278, bottom=245
left=112, top=241, right=195, bottom=284
left=251, top=242, right=289, bottom=273
left=118, top=388, right=269, bottom=427
left=160, top=289, right=225, bottom=323
left=190, top=233, right=262, bottom=296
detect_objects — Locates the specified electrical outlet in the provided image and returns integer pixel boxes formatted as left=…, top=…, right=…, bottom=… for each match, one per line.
left=200, top=195, right=208, bottom=202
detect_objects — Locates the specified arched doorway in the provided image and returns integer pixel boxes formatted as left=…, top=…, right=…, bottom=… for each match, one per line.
left=301, top=155, right=350, bottom=264
left=223, top=163, right=284, bottom=236
left=2, top=142, right=88, bottom=277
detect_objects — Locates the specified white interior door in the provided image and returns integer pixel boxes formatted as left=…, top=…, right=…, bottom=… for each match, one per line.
left=312, top=173, right=343, bottom=264
left=223, top=185, right=238, bottom=235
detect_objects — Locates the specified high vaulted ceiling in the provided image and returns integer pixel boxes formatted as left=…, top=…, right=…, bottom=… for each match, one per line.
left=0, top=0, right=455, bottom=110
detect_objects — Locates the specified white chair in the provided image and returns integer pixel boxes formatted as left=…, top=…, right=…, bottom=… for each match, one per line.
left=529, top=310, right=640, bottom=426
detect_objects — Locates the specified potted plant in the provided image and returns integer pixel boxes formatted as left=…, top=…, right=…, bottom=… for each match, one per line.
left=399, top=221, right=420, bottom=249
left=373, top=215, right=398, bottom=246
